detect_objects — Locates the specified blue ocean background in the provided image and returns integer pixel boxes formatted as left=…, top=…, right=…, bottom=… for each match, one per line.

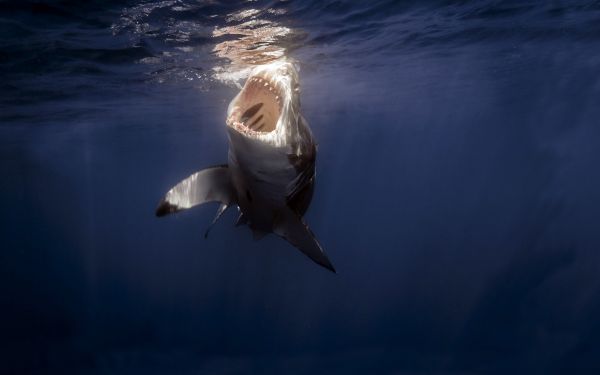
left=2, top=0, right=600, bottom=373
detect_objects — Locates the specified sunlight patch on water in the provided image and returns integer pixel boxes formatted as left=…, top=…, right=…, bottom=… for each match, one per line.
left=212, top=12, right=292, bottom=85
left=111, top=1, right=295, bottom=88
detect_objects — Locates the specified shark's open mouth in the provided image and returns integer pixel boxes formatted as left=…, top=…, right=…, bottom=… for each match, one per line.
left=227, top=74, right=283, bottom=135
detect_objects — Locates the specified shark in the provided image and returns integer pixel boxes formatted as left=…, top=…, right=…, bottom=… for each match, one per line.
left=155, top=61, right=335, bottom=273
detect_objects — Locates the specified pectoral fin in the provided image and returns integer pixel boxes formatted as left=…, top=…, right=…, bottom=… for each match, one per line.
left=274, top=209, right=336, bottom=273
left=156, top=165, right=236, bottom=217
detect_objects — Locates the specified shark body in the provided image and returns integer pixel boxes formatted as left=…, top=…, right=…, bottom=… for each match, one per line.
left=156, top=61, right=335, bottom=272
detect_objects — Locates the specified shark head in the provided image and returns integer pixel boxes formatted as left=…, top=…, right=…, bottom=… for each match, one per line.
left=226, top=60, right=303, bottom=149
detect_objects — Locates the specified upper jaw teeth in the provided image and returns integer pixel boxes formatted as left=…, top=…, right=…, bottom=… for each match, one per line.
left=247, top=75, right=282, bottom=105
left=250, top=76, right=278, bottom=91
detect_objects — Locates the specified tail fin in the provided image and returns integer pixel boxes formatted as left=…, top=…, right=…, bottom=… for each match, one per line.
left=156, top=165, right=236, bottom=217
left=274, top=208, right=336, bottom=273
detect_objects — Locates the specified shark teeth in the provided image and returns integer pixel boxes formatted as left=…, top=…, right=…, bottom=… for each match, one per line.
left=226, top=71, right=289, bottom=135
left=231, top=119, right=266, bottom=136
left=248, top=75, right=282, bottom=105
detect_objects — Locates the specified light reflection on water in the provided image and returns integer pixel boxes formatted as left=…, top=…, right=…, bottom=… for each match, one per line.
left=212, top=10, right=291, bottom=85
left=113, top=2, right=298, bottom=87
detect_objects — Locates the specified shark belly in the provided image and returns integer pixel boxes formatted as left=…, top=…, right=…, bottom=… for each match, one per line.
left=227, top=128, right=298, bottom=232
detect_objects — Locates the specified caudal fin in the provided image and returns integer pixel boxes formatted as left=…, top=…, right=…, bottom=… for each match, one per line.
left=274, top=208, right=336, bottom=273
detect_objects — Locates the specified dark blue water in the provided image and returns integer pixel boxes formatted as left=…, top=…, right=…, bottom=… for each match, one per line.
left=2, top=0, right=600, bottom=373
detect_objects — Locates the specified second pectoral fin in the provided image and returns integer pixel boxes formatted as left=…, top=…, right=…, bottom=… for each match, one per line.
left=273, top=208, right=336, bottom=273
